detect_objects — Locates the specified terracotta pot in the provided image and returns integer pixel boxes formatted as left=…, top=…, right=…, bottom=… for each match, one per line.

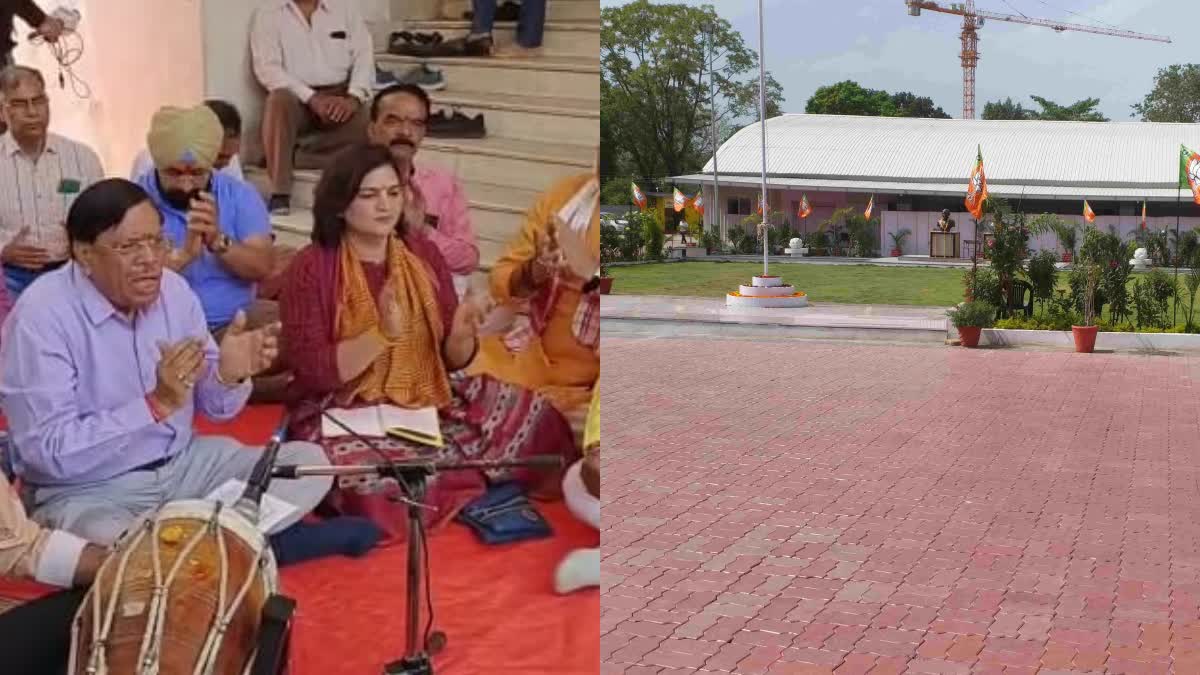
left=957, top=326, right=982, bottom=348
left=599, top=277, right=614, bottom=295
left=891, top=248, right=902, bottom=257
left=1072, top=325, right=1098, bottom=353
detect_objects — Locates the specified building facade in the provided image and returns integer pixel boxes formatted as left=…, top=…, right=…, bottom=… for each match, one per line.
left=675, top=114, right=1200, bottom=256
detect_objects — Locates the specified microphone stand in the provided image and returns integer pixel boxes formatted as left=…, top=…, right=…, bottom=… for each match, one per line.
left=272, top=455, right=564, bottom=675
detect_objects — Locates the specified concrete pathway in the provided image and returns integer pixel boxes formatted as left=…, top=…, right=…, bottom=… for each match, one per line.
left=602, top=295, right=950, bottom=342
left=601, top=336, right=1200, bottom=674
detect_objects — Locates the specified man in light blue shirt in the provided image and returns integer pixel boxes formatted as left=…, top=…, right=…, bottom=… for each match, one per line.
left=130, top=99, right=245, bottom=183
left=0, top=178, right=330, bottom=545
left=135, top=104, right=275, bottom=335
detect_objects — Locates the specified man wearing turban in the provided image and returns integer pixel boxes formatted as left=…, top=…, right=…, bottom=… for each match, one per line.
left=135, top=104, right=289, bottom=401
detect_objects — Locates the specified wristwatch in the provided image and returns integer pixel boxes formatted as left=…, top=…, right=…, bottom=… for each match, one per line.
left=209, top=234, right=232, bottom=255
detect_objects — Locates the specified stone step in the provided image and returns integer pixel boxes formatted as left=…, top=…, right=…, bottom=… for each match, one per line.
left=378, top=52, right=598, bottom=101
left=425, top=89, right=598, bottom=144
left=271, top=206, right=517, bottom=270
left=421, top=136, right=593, bottom=196
left=246, top=136, right=590, bottom=209
left=377, top=19, right=599, bottom=58
left=435, top=0, right=600, bottom=22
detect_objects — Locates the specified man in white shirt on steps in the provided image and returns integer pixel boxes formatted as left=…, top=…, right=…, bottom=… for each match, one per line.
left=251, top=0, right=374, bottom=216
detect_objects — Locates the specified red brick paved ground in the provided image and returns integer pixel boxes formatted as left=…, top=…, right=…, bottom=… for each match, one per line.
left=601, top=336, right=1200, bottom=675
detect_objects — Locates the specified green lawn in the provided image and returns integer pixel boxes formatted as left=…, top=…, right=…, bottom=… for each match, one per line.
left=608, top=261, right=1200, bottom=329
left=608, top=261, right=966, bottom=306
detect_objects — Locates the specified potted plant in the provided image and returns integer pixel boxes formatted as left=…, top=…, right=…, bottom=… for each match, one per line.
left=1072, top=263, right=1101, bottom=353
left=889, top=228, right=911, bottom=257
left=599, top=263, right=613, bottom=295
left=946, top=300, right=996, bottom=348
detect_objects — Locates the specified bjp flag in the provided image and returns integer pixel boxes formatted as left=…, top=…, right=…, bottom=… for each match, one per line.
left=965, top=145, right=988, bottom=219
left=797, top=194, right=812, bottom=219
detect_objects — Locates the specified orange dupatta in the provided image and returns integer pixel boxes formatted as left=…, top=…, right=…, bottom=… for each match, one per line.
left=334, top=237, right=453, bottom=409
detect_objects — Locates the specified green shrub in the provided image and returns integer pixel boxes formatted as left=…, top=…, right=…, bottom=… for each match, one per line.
left=1026, top=250, right=1058, bottom=311
left=640, top=211, right=665, bottom=261
left=947, top=301, right=997, bottom=328
left=963, top=267, right=1002, bottom=307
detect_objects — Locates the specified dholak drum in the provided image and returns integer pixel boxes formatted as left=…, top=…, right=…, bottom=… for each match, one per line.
left=68, top=499, right=280, bottom=675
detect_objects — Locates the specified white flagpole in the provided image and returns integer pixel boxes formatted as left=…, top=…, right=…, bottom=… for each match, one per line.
left=708, top=24, right=723, bottom=248
left=757, top=0, right=768, bottom=276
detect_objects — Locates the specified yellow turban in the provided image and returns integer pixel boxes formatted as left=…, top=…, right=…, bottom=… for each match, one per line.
left=147, top=105, right=222, bottom=170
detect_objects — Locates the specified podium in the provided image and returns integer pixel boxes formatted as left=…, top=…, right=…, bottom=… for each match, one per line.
left=930, top=231, right=959, bottom=259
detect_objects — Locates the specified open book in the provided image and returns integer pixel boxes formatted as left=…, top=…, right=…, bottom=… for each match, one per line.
left=322, top=405, right=444, bottom=448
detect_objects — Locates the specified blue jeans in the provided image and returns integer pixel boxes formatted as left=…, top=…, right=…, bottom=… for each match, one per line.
left=471, top=0, right=546, bottom=48
left=4, top=261, right=65, bottom=298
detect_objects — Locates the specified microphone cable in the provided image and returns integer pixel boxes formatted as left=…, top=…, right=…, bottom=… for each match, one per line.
left=319, top=405, right=441, bottom=654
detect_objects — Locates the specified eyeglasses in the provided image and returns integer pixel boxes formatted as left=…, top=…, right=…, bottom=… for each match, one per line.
left=3, top=95, right=48, bottom=113
left=96, top=234, right=170, bottom=259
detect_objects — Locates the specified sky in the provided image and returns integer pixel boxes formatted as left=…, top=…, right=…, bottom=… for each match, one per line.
left=600, top=0, right=1198, bottom=121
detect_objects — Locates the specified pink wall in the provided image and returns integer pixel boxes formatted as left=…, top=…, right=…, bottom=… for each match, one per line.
left=13, top=0, right=204, bottom=178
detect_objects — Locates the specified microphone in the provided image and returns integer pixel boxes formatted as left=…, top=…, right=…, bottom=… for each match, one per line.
left=270, top=455, right=565, bottom=480
left=234, top=411, right=292, bottom=523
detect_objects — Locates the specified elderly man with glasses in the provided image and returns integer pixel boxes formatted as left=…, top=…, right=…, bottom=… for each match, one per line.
left=0, top=177, right=334, bottom=548
left=0, top=65, right=103, bottom=298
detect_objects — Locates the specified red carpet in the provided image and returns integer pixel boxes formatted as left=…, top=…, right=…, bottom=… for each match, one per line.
left=0, top=407, right=599, bottom=673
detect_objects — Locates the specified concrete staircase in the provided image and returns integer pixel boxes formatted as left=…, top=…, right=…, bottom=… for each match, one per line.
left=263, top=0, right=600, bottom=271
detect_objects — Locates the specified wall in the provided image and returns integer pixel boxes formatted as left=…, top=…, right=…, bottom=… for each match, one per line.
left=14, top=0, right=205, bottom=177
left=202, top=0, right=393, bottom=164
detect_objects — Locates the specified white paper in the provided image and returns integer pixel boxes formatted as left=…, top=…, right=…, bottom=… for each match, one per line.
left=322, top=406, right=386, bottom=437
left=206, top=479, right=298, bottom=534
left=379, top=405, right=440, bottom=437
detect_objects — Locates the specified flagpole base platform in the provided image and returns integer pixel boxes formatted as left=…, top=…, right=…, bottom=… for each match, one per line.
left=728, top=275, right=809, bottom=307
left=726, top=291, right=809, bottom=308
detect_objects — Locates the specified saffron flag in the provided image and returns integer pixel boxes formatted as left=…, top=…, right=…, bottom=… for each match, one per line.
left=692, top=191, right=704, bottom=216
left=864, top=195, right=874, bottom=220
left=1141, top=200, right=1147, bottom=229
left=673, top=187, right=686, bottom=213
left=631, top=182, right=647, bottom=210
left=756, top=193, right=765, bottom=216
left=1083, top=199, right=1096, bottom=224
left=798, top=194, right=812, bottom=219
left=965, top=145, right=988, bottom=219
left=1181, top=145, right=1200, bottom=205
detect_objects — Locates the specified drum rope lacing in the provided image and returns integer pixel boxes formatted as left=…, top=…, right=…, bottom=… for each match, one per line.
left=67, top=503, right=271, bottom=675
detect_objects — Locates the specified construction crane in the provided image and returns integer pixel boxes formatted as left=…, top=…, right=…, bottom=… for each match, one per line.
left=905, top=0, right=1171, bottom=119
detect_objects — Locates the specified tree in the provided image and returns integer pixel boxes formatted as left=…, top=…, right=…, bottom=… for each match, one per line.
left=981, top=95, right=1108, bottom=122
left=601, top=1, right=784, bottom=180
left=806, top=80, right=895, bottom=116
left=1132, top=64, right=1200, bottom=123
left=890, top=91, right=951, bottom=119
left=1027, top=95, right=1108, bottom=122
left=806, top=81, right=949, bottom=118
left=982, top=97, right=1032, bottom=120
